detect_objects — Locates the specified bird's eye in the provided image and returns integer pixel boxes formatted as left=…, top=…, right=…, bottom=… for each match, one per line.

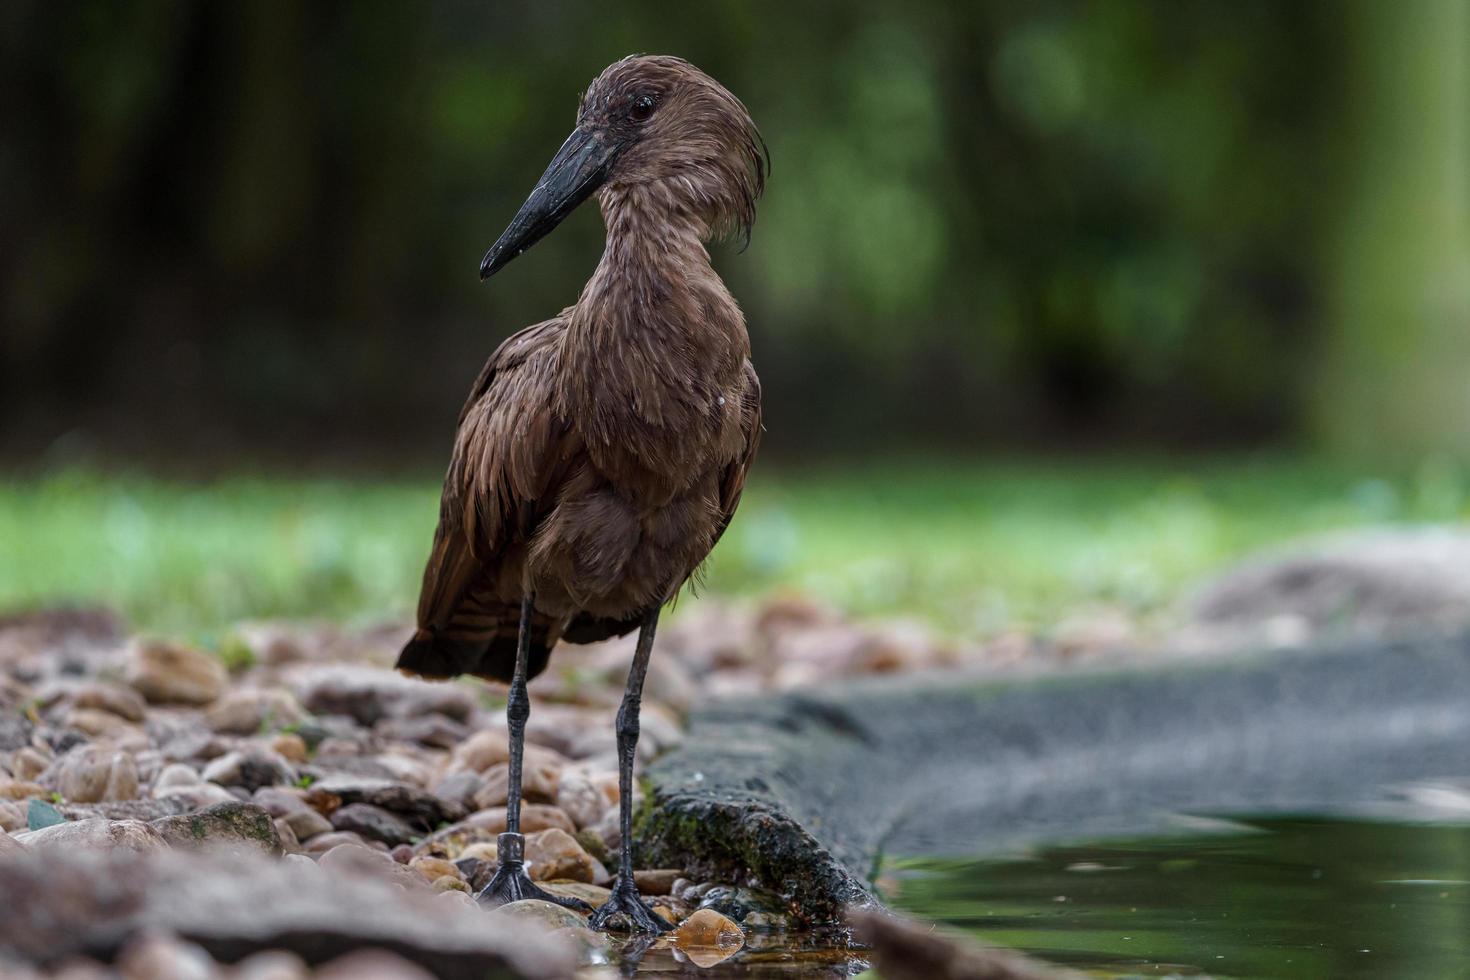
left=630, top=94, right=657, bottom=123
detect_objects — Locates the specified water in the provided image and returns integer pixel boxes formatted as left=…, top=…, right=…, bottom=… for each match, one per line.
left=888, top=816, right=1470, bottom=979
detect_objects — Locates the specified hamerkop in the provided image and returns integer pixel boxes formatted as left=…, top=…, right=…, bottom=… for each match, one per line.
left=396, top=55, right=767, bottom=933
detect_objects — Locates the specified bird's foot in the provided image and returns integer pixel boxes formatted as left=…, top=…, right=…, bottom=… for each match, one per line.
left=588, top=875, right=673, bottom=934
left=476, top=833, right=592, bottom=912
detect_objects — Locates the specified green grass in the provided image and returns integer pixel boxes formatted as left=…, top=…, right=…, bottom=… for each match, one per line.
left=2, top=456, right=1467, bottom=637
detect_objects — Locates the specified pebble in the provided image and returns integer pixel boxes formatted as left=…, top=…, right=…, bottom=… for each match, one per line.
left=0, top=779, right=46, bottom=801
left=116, top=933, right=219, bottom=980
left=317, top=841, right=425, bottom=891
left=8, top=747, right=49, bottom=783
left=54, top=745, right=139, bottom=803
left=330, top=803, right=419, bottom=847
left=125, top=639, right=227, bottom=705
left=204, top=689, right=310, bottom=735
left=525, top=827, right=605, bottom=883
left=408, top=855, right=463, bottom=884
left=200, top=749, right=297, bottom=793
left=270, top=733, right=309, bottom=764
left=472, top=759, right=560, bottom=809
left=553, top=768, right=605, bottom=829
left=150, top=801, right=282, bottom=854
left=16, top=818, right=165, bottom=852
left=282, top=807, right=333, bottom=841
left=231, top=950, right=311, bottom=980
left=634, top=868, right=683, bottom=895
left=673, top=907, right=745, bottom=951
left=488, top=898, right=587, bottom=932
left=314, top=949, right=437, bottom=980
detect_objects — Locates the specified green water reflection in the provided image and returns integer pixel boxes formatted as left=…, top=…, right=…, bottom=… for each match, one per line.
left=888, top=817, right=1470, bottom=979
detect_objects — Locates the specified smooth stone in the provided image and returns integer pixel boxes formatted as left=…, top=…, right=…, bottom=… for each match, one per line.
left=525, top=827, right=604, bottom=883
left=201, top=749, right=298, bottom=793
left=472, top=760, right=560, bottom=810
left=54, top=745, right=140, bottom=803
left=0, top=779, right=46, bottom=801
left=16, top=818, right=165, bottom=852
left=0, top=830, right=21, bottom=855
left=317, top=841, right=426, bottom=892
left=413, top=805, right=574, bottom=861
left=271, top=733, right=309, bottom=764
left=429, top=770, right=483, bottom=813
left=282, top=807, right=333, bottom=841
left=375, top=715, right=469, bottom=750
left=409, top=856, right=464, bottom=884
left=313, top=949, right=438, bottom=980
left=448, top=729, right=569, bottom=775
left=302, top=830, right=370, bottom=855
left=115, top=933, right=219, bottom=980
left=487, top=898, right=586, bottom=932
left=150, top=801, right=282, bottom=854
left=633, top=868, right=683, bottom=895
left=553, top=768, right=606, bottom=829
left=251, top=786, right=309, bottom=818
left=0, top=802, right=25, bottom=832
left=8, top=747, right=49, bottom=782
left=157, top=784, right=240, bottom=810
left=539, top=880, right=611, bottom=908
left=231, top=949, right=311, bottom=980
left=672, top=907, right=745, bottom=953
left=330, top=802, right=419, bottom=846
left=39, top=681, right=148, bottom=723
left=125, top=639, right=227, bottom=705
left=296, top=666, right=476, bottom=727
left=306, top=776, right=463, bottom=826
left=432, top=876, right=470, bottom=894
left=204, top=689, right=309, bottom=735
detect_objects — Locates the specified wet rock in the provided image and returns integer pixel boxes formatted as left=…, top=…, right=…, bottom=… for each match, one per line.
left=16, top=818, right=165, bottom=852
left=696, top=883, right=789, bottom=923
left=633, top=868, right=682, bottom=895
left=673, top=907, right=744, bottom=950
left=296, top=666, right=476, bottom=727
left=201, top=749, right=297, bottom=793
left=126, top=639, right=227, bottom=705
left=851, top=907, right=1081, bottom=980
left=150, top=801, right=282, bottom=854
left=525, top=828, right=605, bottom=883
left=53, top=745, right=140, bottom=803
left=488, top=899, right=586, bottom=932
left=205, top=689, right=309, bottom=735
left=473, top=760, right=560, bottom=809
left=539, top=881, right=610, bottom=908
left=0, top=847, right=576, bottom=978
left=330, top=802, right=419, bottom=846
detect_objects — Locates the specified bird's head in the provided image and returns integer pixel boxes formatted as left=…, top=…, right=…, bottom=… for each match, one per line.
left=480, top=55, right=767, bottom=280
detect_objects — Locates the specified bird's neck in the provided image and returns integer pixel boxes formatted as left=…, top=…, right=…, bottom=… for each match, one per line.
left=559, top=182, right=750, bottom=458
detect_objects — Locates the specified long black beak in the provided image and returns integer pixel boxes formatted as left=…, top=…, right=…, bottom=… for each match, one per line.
left=479, top=126, right=617, bottom=280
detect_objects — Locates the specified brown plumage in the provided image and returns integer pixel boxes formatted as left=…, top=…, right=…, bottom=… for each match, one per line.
left=397, top=57, right=767, bottom=694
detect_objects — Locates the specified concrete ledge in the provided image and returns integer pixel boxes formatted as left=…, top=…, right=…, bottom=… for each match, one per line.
left=643, top=630, right=1470, bottom=924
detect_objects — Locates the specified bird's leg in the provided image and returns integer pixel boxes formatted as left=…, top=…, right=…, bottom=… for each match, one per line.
left=589, top=606, right=672, bottom=934
left=478, top=594, right=591, bottom=913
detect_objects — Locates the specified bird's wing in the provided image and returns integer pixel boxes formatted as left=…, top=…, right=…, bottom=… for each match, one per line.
left=412, top=316, right=574, bottom=639
left=712, top=359, right=763, bottom=546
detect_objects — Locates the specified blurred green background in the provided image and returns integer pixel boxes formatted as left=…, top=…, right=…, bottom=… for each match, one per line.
left=2, top=1, right=1468, bottom=631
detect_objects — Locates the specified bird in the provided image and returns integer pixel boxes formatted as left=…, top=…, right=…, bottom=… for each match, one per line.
left=394, top=55, right=766, bottom=934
